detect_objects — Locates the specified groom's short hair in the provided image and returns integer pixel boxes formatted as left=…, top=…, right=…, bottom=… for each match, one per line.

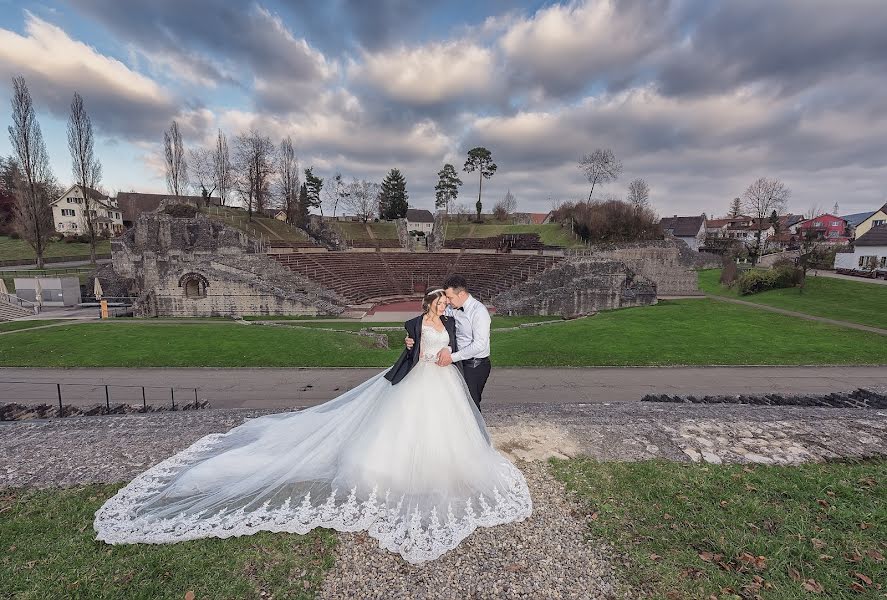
left=443, top=274, right=468, bottom=293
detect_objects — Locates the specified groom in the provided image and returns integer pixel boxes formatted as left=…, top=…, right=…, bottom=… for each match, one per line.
left=406, top=274, right=492, bottom=411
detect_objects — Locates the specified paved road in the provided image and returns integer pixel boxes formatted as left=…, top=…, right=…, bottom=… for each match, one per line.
left=2, top=366, right=886, bottom=409
left=0, top=258, right=111, bottom=271
left=810, top=269, right=887, bottom=285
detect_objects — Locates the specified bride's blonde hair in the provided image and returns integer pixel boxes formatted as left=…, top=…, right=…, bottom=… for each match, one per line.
left=422, top=286, right=446, bottom=315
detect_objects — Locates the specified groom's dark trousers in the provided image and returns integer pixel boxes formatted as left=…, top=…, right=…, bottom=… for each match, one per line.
left=459, top=357, right=491, bottom=411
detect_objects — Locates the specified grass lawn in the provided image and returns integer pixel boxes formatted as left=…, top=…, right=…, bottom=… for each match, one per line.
left=2, top=300, right=886, bottom=367
left=0, top=320, right=61, bottom=333
left=331, top=221, right=399, bottom=240
left=0, top=485, right=335, bottom=599
left=551, top=458, right=887, bottom=599
left=699, top=269, right=887, bottom=330
left=0, top=235, right=111, bottom=262
left=204, top=206, right=311, bottom=242
left=443, top=222, right=584, bottom=248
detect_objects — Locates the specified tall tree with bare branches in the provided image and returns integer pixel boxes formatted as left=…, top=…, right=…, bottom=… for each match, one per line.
left=188, top=146, right=215, bottom=200
left=343, top=179, right=380, bottom=223
left=163, top=120, right=188, bottom=196
left=742, top=177, right=790, bottom=264
left=234, top=130, right=274, bottom=220
left=627, top=178, right=650, bottom=210
left=213, top=130, right=232, bottom=206
left=579, top=148, right=622, bottom=201
left=67, top=92, right=104, bottom=264
left=8, top=76, right=54, bottom=268
left=277, top=136, right=299, bottom=224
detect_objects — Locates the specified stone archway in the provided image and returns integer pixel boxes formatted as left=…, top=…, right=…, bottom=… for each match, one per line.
left=177, top=272, right=209, bottom=299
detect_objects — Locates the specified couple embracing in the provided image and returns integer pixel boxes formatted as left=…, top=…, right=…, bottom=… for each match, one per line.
left=94, top=274, right=531, bottom=564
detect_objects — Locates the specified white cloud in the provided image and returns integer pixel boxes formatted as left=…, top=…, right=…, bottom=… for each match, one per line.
left=350, top=40, right=497, bottom=106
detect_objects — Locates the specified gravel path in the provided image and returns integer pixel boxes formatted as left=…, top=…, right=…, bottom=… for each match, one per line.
left=320, top=461, right=620, bottom=600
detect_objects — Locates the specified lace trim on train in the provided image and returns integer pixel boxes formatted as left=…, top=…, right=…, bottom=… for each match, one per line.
left=94, top=433, right=533, bottom=564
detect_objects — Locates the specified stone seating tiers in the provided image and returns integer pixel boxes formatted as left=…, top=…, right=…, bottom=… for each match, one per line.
left=271, top=252, right=563, bottom=304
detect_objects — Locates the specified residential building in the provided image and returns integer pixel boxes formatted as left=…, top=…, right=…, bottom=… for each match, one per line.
left=843, top=203, right=887, bottom=240
left=797, top=213, right=851, bottom=244
left=834, top=224, right=887, bottom=276
left=659, top=214, right=707, bottom=251
left=116, top=192, right=221, bottom=228
left=405, top=208, right=434, bottom=234
left=51, top=185, right=124, bottom=235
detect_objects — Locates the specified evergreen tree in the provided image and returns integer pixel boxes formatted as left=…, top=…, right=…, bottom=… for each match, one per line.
left=463, top=147, right=496, bottom=221
left=379, top=168, right=409, bottom=219
left=434, top=163, right=462, bottom=213
left=729, top=197, right=742, bottom=218
left=304, top=167, right=323, bottom=211
left=295, top=182, right=309, bottom=227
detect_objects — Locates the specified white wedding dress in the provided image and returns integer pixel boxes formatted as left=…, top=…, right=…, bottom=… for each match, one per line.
left=94, top=324, right=532, bottom=563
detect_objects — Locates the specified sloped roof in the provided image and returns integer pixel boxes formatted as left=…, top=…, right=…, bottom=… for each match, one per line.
left=405, top=208, right=434, bottom=223
left=529, top=212, right=550, bottom=224
left=659, top=215, right=705, bottom=237
left=855, top=224, right=887, bottom=246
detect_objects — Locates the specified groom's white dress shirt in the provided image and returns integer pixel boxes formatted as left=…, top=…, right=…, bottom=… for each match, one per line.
left=447, top=294, right=491, bottom=362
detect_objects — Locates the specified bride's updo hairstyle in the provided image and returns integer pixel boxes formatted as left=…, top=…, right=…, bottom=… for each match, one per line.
left=422, top=286, right=446, bottom=315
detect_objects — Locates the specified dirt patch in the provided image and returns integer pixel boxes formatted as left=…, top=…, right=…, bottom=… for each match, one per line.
left=489, top=423, right=582, bottom=461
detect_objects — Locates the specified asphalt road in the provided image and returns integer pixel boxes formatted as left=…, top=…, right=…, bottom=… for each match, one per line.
left=2, top=366, right=885, bottom=409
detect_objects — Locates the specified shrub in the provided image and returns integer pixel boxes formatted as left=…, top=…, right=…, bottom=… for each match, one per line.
left=163, top=204, right=198, bottom=218
left=8, top=231, right=20, bottom=240
left=736, top=265, right=802, bottom=295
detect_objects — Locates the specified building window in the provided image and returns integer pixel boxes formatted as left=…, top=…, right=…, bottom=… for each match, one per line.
left=874, top=220, right=885, bottom=228
left=881, top=257, right=887, bottom=268
left=178, top=272, right=209, bottom=299
left=61, top=208, right=75, bottom=216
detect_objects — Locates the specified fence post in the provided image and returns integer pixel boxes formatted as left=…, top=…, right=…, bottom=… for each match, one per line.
left=142, top=387, right=147, bottom=412
left=171, top=387, right=175, bottom=410
left=194, top=388, right=198, bottom=407
left=105, top=385, right=110, bottom=409
left=57, top=383, right=62, bottom=414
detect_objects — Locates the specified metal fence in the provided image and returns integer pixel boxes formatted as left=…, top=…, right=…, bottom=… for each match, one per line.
left=0, top=380, right=202, bottom=415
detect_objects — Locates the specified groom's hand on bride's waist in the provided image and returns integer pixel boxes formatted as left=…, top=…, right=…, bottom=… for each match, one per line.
left=435, top=348, right=453, bottom=366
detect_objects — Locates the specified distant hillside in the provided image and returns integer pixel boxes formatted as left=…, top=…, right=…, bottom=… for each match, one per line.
left=442, top=222, right=584, bottom=248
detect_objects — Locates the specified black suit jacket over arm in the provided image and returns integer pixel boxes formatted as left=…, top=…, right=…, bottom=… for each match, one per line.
left=384, top=315, right=458, bottom=385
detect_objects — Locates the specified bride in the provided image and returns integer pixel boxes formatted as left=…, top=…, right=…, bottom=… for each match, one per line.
left=94, top=287, right=532, bottom=564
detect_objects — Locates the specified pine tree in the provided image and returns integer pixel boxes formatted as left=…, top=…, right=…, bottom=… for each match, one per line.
left=434, top=163, right=462, bottom=213
left=463, top=147, right=496, bottom=221
left=304, top=167, right=323, bottom=211
left=295, top=182, right=309, bottom=227
left=729, top=197, right=742, bottom=218
left=380, top=168, right=409, bottom=219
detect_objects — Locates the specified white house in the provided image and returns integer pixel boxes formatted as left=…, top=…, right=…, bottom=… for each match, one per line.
left=51, top=185, right=124, bottom=236
left=659, top=214, right=707, bottom=251
left=405, top=208, right=434, bottom=234
left=834, top=224, right=887, bottom=277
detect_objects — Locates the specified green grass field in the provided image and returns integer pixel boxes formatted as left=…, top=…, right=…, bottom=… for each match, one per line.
left=552, top=458, right=887, bottom=599
left=0, top=235, right=110, bottom=262
left=0, top=320, right=62, bottom=333
left=330, top=221, right=398, bottom=240
left=443, top=222, right=583, bottom=248
left=699, top=269, right=887, bottom=329
left=0, top=485, right=335, bottom=599
left=2, top=300, right=886, bottom=367
left=203, top=206, right=310, bottom=242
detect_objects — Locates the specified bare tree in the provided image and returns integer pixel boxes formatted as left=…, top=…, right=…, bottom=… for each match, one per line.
left=578, top=148, right=622, bottom=201
left=323, top=172, right=347, bottom=218
left=213, top=130, right=232, bottom=206
left=67, top=92, right=104, bottom=264
left=805, top=203, right=823, bottom=219
left=343, top=179, right=380, bottom=223
left=627, top=178, right=650, bottom=210
left=742, top=177, right=790, bottom=264
left=163, top=120, right=188, bottom=196
left=277, top=136, right=299, bottom=223
left=188, top=146, right=215, bottom=199
left=234, top=130, right=275, bottom=220
left=493, top=189, right=517, bottom=220
left=8, top=76, right=54, bottom=268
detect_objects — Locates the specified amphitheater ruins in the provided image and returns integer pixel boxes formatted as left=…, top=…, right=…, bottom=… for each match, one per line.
left=102, top=200, right=701, bottom=318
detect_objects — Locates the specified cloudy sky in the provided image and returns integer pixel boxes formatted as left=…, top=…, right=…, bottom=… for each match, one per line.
left=1, top=0, right=886, bottom=217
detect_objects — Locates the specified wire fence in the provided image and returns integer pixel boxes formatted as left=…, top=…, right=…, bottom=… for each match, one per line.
left=0, top=380, right=202, bottom=417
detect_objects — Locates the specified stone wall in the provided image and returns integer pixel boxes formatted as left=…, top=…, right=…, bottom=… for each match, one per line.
left=112, top=207, right=346, bottom=317
left=493, top=258, right=657, bottom=316
left=567, top=239, right=701, bottom=296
